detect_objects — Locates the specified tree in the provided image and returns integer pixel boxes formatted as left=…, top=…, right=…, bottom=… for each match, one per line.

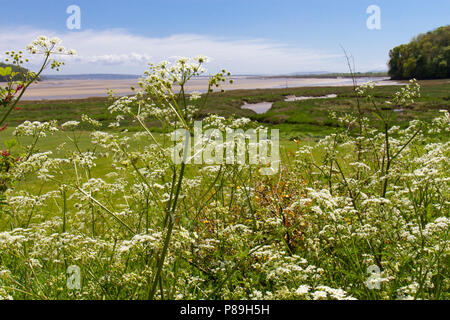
left=388, top=25, right=450, bottom=80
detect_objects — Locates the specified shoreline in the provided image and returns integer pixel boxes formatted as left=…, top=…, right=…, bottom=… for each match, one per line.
left=2, top=76, right=401, bottom=101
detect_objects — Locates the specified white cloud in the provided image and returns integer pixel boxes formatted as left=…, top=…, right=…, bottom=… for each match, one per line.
left=73, top=53, right=153, bottom=65
left=0, top=27, right=346, bottom=75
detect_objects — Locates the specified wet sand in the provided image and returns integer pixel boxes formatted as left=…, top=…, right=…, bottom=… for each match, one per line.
left=2, top=76, right=400, bottom=101
left=242, top=94, right=342, bottom=114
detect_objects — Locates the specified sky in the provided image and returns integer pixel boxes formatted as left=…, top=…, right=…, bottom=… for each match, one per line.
left=0, top=0, right=449, bottom=75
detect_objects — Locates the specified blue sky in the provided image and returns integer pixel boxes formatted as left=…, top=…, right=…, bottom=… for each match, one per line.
left=1, top=0, right=449, bottom=74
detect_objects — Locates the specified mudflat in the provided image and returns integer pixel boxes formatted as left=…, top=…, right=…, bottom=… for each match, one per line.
left=3, top=76, right=399, bottom=100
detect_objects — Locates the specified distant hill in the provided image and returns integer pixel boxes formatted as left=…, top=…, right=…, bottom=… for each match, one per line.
left=40, top=74, right=140, bottom=80
left=268, top=71, right=388, bottom=79
left=388, top=25, right=450, bottom=80
left=287, top=71, right=330, bottom=76
left=0, top=63, right=32, bottom=82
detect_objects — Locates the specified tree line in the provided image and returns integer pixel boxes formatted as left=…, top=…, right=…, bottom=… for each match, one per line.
left=388, top=25, right=450, bottom=80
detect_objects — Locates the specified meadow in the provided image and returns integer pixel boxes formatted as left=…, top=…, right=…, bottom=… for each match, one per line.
left=0, top=37, right=448, bottom=300
left=10, top=79, right=450, bottom=139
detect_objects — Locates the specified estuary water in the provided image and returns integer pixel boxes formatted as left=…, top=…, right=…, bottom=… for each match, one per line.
left=3, top=76, right=400, bottom=101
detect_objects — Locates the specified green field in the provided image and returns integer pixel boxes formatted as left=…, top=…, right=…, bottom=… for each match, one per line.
left=4, top=79, right=449, bottom=194
left=1, top=78, right=449, bottom=300
left=10, top=79, right=449, bottom=140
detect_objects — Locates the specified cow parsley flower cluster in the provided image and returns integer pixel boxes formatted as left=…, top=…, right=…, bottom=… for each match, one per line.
left=0, top=42, right=448, bottom=301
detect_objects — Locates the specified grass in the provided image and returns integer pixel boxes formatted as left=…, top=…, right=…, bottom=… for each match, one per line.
left=3, top=78, right=448, bottom=193
left=2, top=79, right=448, bottom=197
left=3, top=126, right=301, bottom=194
left=6, top=79, right=449, bottom=141
left=0, top=78, right=448, bottom=300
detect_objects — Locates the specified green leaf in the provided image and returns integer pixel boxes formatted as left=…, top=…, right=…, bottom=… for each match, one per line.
left=0, top=67, right=12, bottom=77
left=4, top=138, right=18, bottom=149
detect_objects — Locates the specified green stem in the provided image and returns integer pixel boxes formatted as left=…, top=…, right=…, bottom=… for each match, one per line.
left=148, top=161, right=186, bottom=300
left=62, top=187, right=67, bottom=233
left=0, top=54, right=50, bottom=127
